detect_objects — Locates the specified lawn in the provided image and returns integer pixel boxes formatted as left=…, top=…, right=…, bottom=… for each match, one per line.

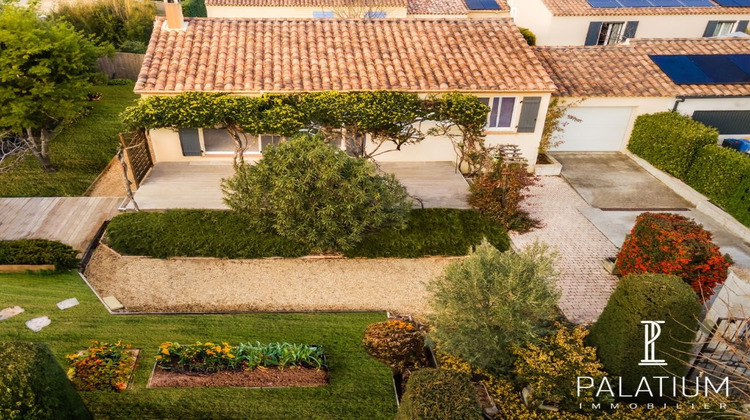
left=0, top=272, right=397, bottom=419
left=0, top=85, right=138, bottom=197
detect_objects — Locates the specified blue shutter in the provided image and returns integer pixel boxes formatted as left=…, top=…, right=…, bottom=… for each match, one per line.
left=737, top=20, right=749, bottom=33
left=623, top=21, right=639, bottom=39
left=179, top=129, right=202, bottom=156
left=703, top=21, right=718, bottom=37
left=517, top=97, right=542, bottom=133
left=585, top=22, right=603, bottom=46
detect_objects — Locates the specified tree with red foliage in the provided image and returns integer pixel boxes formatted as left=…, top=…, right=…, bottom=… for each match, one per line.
left=615, top=213, right=731, bottom=301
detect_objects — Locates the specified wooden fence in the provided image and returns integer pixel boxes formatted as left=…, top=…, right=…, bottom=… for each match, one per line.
left=119, top=131, right=153, bottom=188
left=98, top=52, right=145, bottom=81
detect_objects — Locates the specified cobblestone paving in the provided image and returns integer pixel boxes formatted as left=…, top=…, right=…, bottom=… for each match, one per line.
left=510, top=177, right=619, bottom=325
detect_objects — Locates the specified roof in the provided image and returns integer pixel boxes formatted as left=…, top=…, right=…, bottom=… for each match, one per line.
left=407, top=0, right=506, bottom=14
left=534, top=38, right=750, bottom=97
left=205, top=0, right=405, bottom=7
left=135, top=18, right=555, bottom=94
left=540, top=0, right=750, bottom=15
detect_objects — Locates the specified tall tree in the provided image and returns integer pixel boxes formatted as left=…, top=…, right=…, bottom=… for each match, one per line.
left=0, top=4, right=106, bottom=172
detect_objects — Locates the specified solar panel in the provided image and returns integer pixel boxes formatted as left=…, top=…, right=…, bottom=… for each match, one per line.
left=620, top=0, right=652, bottom=6
left=713, top=0, right=750, bottom=5
left=678, top=0, right=717, bottom=6
left=586, top=0, right=621, bottom=7
left=464, top=0, right=501, bottom=9
left=587, top=0, right=716, bottom=7
left=651, top=0, right=684, bottom=6
left=651, top=54, right=750, bottom=84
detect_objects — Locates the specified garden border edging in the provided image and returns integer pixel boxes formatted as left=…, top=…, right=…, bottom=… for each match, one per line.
left=624, top=150, right=750, bottom=243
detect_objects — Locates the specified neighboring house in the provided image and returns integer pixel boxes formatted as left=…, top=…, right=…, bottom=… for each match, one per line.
left=509, top=0, right=750, bottom=46
left=205, top=0, right=509, bottom=19
left=134, top=10, right=555, bottom=166
left=534, top=38, right=750, bottom=152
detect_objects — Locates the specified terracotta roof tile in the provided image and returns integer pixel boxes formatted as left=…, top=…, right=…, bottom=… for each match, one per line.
left=541, top=0, right=750, bottom=16
left=136, top=18, right=555, bottom=93
left=535, top=38, right=750, bottom=97
left=206, top=0, right=405, bottom=6
left=407, top=0, right=468, bottom=14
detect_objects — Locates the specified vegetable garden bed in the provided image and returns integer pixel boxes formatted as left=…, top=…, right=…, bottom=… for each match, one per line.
left=148, top=365, right=328, bottom=388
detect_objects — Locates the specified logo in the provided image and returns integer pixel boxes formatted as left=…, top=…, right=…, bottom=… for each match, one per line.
left=638, top=321, right=667, bottom=366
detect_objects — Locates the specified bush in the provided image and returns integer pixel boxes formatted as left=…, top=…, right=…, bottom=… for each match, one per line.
left=627, top=112, right=718, bottom=178
left=519, top=27, right=536, bottom=46
left=615, top=212, right=730, bottom=300
left=0, top=239, right=79, bottom=270
left=107, top=78, right=134, bottom=86
left=222, top=135, right=411, bottom=252
left=0, top=341, right=90, bottom=420
left=512, top=324, right=608, bottom=412
left=396, top=368, right=482, bottom=420
left=55, top=0, right=155, bottom=52
left=428, top=241, right=560, bottom=374
left=66, top=341, right=134, bottom=392
left=182, top=0, right=207, bottom=17
left=468, top=160, right=538, bottom=231
left=588, top=274, right=701, bottom=398
left=344, top=208, right=509, bottom=258
left=726, top=176, right=750, bottom=227
left=362, top=320, right=425, bottom=372
left=105, top=210, right=311, bottom=258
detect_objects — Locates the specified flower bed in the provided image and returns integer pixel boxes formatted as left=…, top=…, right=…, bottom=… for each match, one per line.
left=67, top=341, right=138, bottom=392
left=149, top=341, right=328, bottom=388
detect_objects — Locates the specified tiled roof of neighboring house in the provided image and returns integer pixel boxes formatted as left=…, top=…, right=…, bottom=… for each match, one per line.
left=205, top=0, right=406, bottom=6
left=135, top=18, right=555, bottom=93
left=407, top=0, right=507, bottom=14
left=540, top=0, right=750, bottom=15
left=534, top=38, right=750, bottom=97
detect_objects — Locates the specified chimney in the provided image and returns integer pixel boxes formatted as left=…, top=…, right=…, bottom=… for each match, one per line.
left=164, top=0, right=185, bottom=30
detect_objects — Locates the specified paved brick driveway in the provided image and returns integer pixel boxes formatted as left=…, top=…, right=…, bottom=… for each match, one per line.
left=510, top=177, right=619, bottom=325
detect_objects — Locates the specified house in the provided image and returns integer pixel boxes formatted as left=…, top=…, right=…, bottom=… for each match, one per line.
left=508, top=0, right=750, bottom=46
left=533, top=37, right=750, bottom=152
left=134, top=7, right=556, bottom=167
left=205, top=0, right=510, bottom=19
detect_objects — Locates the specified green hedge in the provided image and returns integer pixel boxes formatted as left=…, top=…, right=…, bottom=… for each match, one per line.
left=685, top=144, right=750, bottom=222
left=396, top=368, right=482, bottom=420
left=0, top=240, right=79, bottom=270
left=105, top=209, right=509, bottom=259
left=181, top=0, right=207, bottom=17
left=726, top=176, right=750, bottom=226
left=628, top=112, right=718, bottom=178
left=344, top=208, right=509, bottom=258
left=587, top=274, right=701, bottom=400
left=0, top=342, right=91, bottom=420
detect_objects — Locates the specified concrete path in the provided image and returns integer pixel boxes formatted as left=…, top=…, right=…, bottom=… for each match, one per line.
left=552, top=152, right=691, bottom=209
left=510, top=177, right=619, bottom=325
left=378, top=161, right=470, bottom=209
left=0, top=197, right=121, bottom=251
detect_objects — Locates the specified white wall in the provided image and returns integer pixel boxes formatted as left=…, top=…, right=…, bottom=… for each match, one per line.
left=507, top=0, right=554, bottom=42
left=206, top=5, right=408, bottom=18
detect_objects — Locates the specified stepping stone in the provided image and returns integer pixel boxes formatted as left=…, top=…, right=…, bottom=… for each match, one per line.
left=56, top=298, right=79, bottom=310
left=26, top=316, right=51, bottom=332
left=102, top=296, right=124, bottom=311
left=0, top=306, right=24, bottom=321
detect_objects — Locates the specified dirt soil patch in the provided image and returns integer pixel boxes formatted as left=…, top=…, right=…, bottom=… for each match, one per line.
left=85, top=157, right=126, bottom=197
left=149, top=366, right=328, bottom=388
left=85, top=245, right=456, bottom=316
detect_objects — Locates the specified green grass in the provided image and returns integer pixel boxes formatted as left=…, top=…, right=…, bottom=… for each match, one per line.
left=0, top=85, right=138, bottom=197
left=0, top=272, right=397, bottom=419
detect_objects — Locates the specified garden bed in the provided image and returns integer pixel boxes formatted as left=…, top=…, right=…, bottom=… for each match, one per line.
left=148, top=365, right=328, bottom=388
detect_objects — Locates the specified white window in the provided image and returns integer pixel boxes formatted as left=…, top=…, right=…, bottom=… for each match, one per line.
left=364, top=11, right=387, bottom=18
left=480, top=97, right=516, bottom=130
left=713, top=21, right=736, bottom=37
left=313, top=10, right=334, bottom=18
left=597, top=22, right=624, bottom=45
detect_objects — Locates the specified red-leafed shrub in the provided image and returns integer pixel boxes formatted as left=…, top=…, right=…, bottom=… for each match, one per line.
left=615, top=213, right=731, bottom=301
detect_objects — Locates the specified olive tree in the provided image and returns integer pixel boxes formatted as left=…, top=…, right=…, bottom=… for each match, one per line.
left=428, top=240, right=561, bottom=373
left=222, top=134, right=412, bottom=252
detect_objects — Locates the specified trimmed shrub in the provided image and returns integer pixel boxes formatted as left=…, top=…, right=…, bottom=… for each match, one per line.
left=0, top=341, right=91, bottom=420
left=362, top=320, right=425, bottom=372
left=588, top=274, right=701, bottom=398
left=519, top=27, right=536, bottom=46
left=67, top=341, right=134, bottom=392
left=0, top=239, right=79, bottom=270
left=726, top=176, right=750, bottom=227
left=396, top=368, right=482, bottom=420
left=222, top=135, right=411, bottom=252
left=615, top=212, right=730, bottom=300
left=105, top=210, right=310, bottom=258
left=428, top=241, right=560, bottom=374
left=627, top=112, right=718, bottom=178
left=182, top=0, right=207, bottom=17
left=344, top=208, right=509, bottom=258
left=468, top=160, right=539, bottom=232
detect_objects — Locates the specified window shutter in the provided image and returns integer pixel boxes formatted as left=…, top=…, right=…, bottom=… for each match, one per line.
left=517, top=97, right=542, bottom=133
left=585, top=22, right=603, bottom=46
left=179, top=129, right=202, bottom=156
left=737, top=20, right=749, bottom=33
left=703, top=21, right=718, bottom=37
left=623, top=21, right=639, bottom=39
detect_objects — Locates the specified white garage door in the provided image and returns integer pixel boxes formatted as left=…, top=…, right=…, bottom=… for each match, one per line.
left=550, top=107, right=634, bottom=152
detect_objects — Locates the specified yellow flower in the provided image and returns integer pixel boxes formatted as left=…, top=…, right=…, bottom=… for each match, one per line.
left=161, top=348, right=169, bottom=355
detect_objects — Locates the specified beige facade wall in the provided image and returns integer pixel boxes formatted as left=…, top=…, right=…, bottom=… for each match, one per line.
left=507, top=0, right=555, bottom=42
left=206, top=5, right=408, bottom=18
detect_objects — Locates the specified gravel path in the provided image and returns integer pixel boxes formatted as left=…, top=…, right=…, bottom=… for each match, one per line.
left=85, top=245, right=457, bottom=316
